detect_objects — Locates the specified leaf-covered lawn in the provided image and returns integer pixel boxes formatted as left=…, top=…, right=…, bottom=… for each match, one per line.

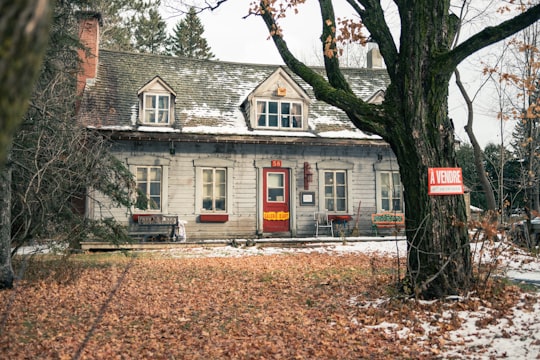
left=0, top=251, right=530, bottom=359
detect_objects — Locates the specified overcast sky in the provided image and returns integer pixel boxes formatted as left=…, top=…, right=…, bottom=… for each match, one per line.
left=162, top=0, right=520, bottom=149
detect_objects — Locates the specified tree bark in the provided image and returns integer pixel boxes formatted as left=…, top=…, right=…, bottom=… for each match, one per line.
left=0, top=0, right=52, bottom=170
left=0, top=160, right=13, bottom=289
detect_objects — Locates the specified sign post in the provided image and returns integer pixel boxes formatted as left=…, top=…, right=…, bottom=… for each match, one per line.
left=428, top=167, right=464, bottom=195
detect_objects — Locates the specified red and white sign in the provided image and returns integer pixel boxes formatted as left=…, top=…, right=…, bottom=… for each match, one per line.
left=428, top=167, right=464, bottom=195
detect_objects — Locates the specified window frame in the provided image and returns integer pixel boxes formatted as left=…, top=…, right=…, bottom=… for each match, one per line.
left=127, top=156, right=170, bottom=214
left=316, top=160, right=354, bottom=214
left=323, top=170, right=347, bottom=212
left=376, top=171, right=403, bottom=213
left=142, top=93, right=171, bottom=125
left=255, top=99, right=303, bottom=130
left=194, top=158, right=234, bottom=215
left=135, top=166, right=163, bottom=211
left=201, top=167, right=227, bottom=212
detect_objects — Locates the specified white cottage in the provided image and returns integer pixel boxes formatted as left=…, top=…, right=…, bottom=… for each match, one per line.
left=76, top=12, right=404, bottom=242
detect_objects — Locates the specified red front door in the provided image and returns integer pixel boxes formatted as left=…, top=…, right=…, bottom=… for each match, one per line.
left=263, top=168, right=290, bottom=233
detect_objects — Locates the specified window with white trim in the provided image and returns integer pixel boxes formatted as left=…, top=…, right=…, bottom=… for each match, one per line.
left=378, top=171, right=403, bottom=212
left=256, top=100, right=302, bottom=129
left=324, top=170, right=347, bottom=212
left=202, top=168, right=227, bottom=211
left=136, top=166, right=162, bottom=211
left=143, top=93, right=170, bottom=124
left=194, top=158, right=234, bottom=214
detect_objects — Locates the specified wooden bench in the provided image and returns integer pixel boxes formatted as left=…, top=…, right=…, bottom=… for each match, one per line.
left=371, top=212, right=405, bottom=236
left=129, top=214, right=186, bottom=242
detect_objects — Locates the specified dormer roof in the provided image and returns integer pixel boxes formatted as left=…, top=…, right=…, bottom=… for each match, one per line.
left=137, top=76, right=176, bottom=97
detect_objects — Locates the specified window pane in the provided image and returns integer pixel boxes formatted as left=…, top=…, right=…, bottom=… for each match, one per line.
left=258, top=114, right=266, bottom=126
left=158, top=110, right=169, bottom=123
left=158, top=96, right=169, bottom=109
left=281, top=102, right=290, bottom=114
left=150, top=168, right=161, bottom=181
left=145, top=110, right=155, bottom=123
left=292, top=115, right=301, bottom=128
left=201, top=168, right=227, bottom=212
left=203, top=183, right=212, bottom=197
left=137, top=183, right=147, bottom=194
left=292, top=103, right=302, bottom=128
left=267, top=173, right=284, bottom=202
left=268, top=101, right=278, bottom=114
left=324, top=172, right=333, bottom=184
left=215, top=169, right=226, bottom=184
left=202, top=198, right=212, bottom=210
left=257, top=101, right=266, bottom=113
left=215, top=199, right=226, bottom=211
left=145, top=95, right=156, bottom=109
left=281, top=115, right=290, bottom=128
left=149, top=183, right=160, bottom=196
left=268, top=115, right=278, bottom=127
left=336, top=199, right=346, bottom=211
left=202, top=169, right=212, bottom=183
left=326, top=199, right=334, bottom=211
left=216, top=184, right=226, bottom=197
left=149, top=197, right=160, bottom=210
left=137, top=168, right=148, bottom=181
left=268, top=173, right=283, bottom=187
left=336, top=172, right=345, bottom=184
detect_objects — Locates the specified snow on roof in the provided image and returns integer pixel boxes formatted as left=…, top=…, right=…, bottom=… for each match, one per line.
left=78, top=50, right=389, bottom=142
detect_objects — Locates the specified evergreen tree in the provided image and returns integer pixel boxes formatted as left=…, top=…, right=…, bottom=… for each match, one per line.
left=456, top=143, right=487, bottom=210
left=133, top=7, right=169, bottom=54
left=170, top=7, right=215, bottom=59
left=81, top=0, right=156, bottom=52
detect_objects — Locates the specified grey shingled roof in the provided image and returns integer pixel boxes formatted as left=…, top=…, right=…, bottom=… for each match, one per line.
left=78, top=50, right=390, bottom=140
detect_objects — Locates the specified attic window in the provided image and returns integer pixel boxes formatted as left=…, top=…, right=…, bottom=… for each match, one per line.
left=143, top=93, right=170, bottom=124
left=256, top=100, right=302, bottom=129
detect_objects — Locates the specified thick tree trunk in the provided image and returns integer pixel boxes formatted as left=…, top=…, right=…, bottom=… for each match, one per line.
left=386, top=3, right=471, bottom=298
left=0, top=0, right=52, bottom=170
left=0, top=161, right=13, bottom=289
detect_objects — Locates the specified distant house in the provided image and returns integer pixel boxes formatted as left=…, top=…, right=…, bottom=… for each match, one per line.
left=76, top=12, right=402, bottom=242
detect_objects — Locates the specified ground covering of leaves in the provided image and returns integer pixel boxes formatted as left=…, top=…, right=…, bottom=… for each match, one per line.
left=0, top=250, right=534, bottom=359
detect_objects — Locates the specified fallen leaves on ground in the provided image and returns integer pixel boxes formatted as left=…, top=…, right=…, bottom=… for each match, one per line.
left=0, top=250, right=535, bottom=359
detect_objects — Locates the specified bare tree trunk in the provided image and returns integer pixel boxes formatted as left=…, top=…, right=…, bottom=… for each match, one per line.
left=0, top=160, right=13, bottom=289
left=454, top=69, right=497, bottom=213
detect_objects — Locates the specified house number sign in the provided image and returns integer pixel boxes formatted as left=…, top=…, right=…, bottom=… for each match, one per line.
left=271, top=160, right=282, bottom=167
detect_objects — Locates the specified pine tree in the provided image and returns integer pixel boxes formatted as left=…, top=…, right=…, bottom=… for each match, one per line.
left=81, top=0, right=157, bottom=52
left=170, top=7, right=215, bottom=60
left=133, top=7, right=168, bottom=54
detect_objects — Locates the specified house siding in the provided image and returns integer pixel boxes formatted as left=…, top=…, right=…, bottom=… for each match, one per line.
left=88, top=139, right=395, bottom=240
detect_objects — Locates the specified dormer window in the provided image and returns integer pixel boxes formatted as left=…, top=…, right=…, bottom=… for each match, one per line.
left=256, top=100, right=303, bottom=129
left=137, top=76, right=176, bottom=126
left=143, top=93, right=170, bottom=124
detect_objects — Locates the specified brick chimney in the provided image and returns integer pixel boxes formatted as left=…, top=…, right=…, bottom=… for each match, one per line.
left=76, top=11, right=102, bottom=98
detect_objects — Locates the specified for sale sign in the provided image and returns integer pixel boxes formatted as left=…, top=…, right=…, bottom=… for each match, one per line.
left=428, top=167, right=464, bottom=195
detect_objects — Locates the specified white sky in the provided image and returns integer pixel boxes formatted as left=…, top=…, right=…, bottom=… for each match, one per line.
left=161, top=0, right=524, bottom=149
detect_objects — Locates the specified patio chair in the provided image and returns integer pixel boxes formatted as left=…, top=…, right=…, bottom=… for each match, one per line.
left=314, top=211, right=334, bottom=237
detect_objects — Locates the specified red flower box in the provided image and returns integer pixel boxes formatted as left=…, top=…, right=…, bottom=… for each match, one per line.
left=199, top=214, right=229, bottom=223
